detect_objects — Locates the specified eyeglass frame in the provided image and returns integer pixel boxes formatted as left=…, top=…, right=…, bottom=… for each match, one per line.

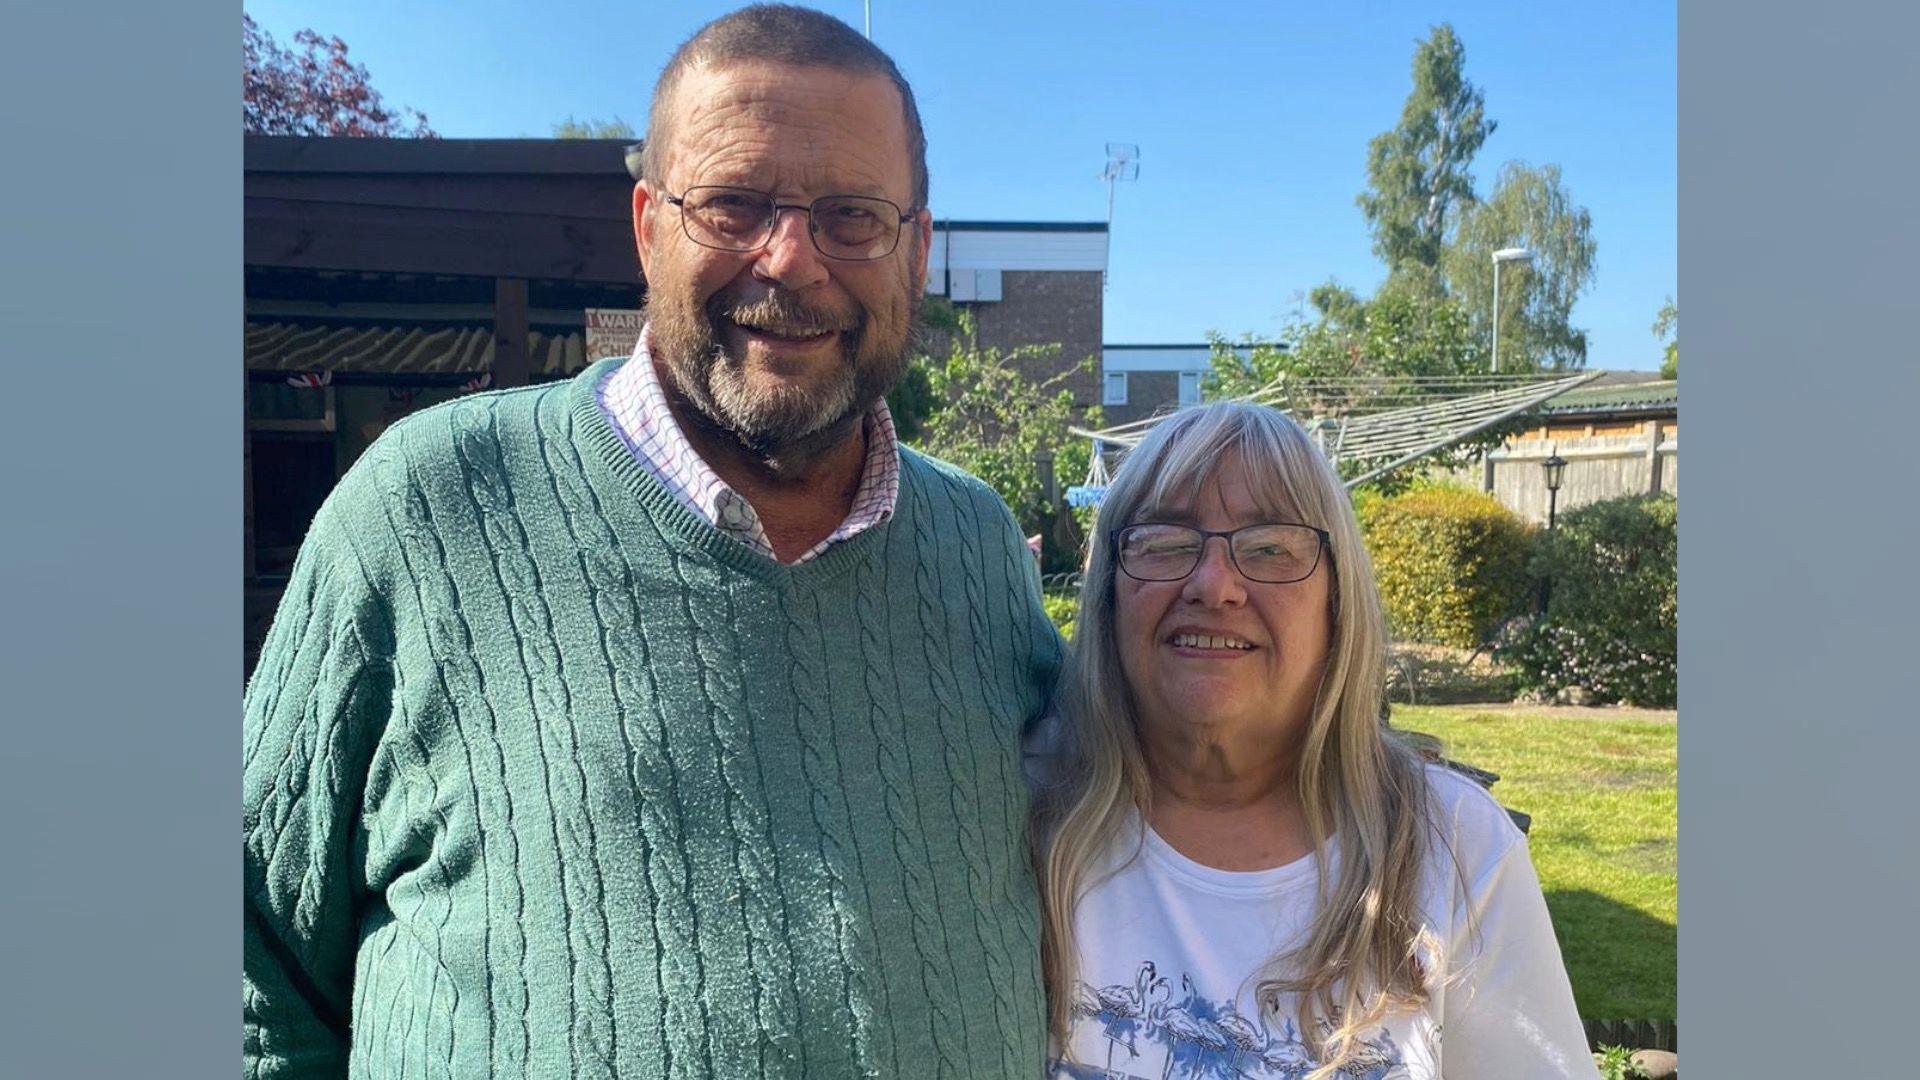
left=1109, top=522, right=1334, bottom=584
left=658, top=184, right=920, bottom=262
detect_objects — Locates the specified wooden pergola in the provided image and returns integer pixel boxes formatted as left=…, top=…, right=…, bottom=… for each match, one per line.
left=245, top=135, right=645, bottom=386
left=244, top=137, right=647, bottom=664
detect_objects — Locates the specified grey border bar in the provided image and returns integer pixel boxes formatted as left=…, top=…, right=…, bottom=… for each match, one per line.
left=1683, top=0, right=1920, bottom=1075
left=0, top=5, right=235, bottom=1077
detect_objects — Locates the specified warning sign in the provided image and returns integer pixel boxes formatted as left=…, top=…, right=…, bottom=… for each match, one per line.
left=585, top=308, right=645, bottom=361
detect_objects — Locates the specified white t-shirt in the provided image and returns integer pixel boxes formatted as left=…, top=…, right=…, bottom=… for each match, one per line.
left=1049, top=766, right=1596, bottom=1079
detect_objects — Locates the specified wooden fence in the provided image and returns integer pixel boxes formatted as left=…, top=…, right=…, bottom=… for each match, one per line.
left=1461, top=419, right=1677, bottom=524
left=1584, top=1018, right=1677, bottom=1052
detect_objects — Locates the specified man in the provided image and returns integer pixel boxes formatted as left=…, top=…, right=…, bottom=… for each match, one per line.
left=242, top=6, right=1062, bottom=1077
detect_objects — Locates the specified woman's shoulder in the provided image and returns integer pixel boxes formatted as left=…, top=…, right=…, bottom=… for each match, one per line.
left=1022, top=704, right=1072, bottom=793
left=1417, top=762, right=1529, bottom=884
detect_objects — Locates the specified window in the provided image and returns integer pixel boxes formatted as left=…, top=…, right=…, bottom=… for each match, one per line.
left=1104, top=371, right=1129, bottom=405
left=1179, top=370, right=1204, bottom=406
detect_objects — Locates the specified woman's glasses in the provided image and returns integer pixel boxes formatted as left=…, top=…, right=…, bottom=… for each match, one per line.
left=1113, top=522, right=1330, bottom=584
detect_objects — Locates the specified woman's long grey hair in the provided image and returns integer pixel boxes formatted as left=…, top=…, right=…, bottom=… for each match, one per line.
left=1032, top=402, right=1440, bottom=1079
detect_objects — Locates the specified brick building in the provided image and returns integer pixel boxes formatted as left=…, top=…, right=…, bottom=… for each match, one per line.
left=1098, top=342, right=1261, bottom=426
left=922, top=221, right=1109, bottom=407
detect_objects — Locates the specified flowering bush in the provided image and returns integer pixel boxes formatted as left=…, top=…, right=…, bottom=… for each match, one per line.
left=1359, top=485, right=1535, bottom=648
left=1500, top=494, right=1677, bottom=707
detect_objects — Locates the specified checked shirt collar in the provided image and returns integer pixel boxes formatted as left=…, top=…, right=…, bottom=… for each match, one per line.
left=595, top=326, right=900, bottom=564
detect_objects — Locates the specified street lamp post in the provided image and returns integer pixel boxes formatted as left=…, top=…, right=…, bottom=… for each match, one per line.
left=1491, top=247, right=1534, bottom=373
left=1539, top=451, right=1567, bottom=613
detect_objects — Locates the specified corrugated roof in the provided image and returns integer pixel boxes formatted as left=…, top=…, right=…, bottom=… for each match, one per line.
left=244, top=321, right=590, bottom=377
left=1539, top=378, right=1677, bottom=414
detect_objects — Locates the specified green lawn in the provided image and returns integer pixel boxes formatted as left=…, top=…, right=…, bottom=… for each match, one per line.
left=1393, top=705, right=1677, bottom=1021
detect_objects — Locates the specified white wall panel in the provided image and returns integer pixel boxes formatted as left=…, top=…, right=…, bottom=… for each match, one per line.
left=923, top=227, right=1107, bottom=292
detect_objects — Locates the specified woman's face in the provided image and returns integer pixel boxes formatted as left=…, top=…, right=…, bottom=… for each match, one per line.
left=1113, top=455, right=1334, bottom=759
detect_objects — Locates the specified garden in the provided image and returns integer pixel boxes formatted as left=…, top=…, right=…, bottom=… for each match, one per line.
left=902, top=294, right=1679, bottom=1070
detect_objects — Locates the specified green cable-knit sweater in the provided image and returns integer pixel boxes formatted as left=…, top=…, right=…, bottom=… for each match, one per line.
left=243, top=357, right=1063, bottom=1079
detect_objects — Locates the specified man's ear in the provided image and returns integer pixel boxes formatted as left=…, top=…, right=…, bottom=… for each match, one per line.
left=632, top=181, right=658, bottom=278
left=909, top=208, right=933, bottom=293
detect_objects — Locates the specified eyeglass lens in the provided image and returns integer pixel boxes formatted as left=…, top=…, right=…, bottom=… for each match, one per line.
left=1118, top=524, right=1323, bottom=583
left=678, top=186, right=901, bottom=260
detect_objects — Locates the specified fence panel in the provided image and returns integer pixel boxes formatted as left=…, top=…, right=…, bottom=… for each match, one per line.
left=1457, top=423, right=1678, bottom=523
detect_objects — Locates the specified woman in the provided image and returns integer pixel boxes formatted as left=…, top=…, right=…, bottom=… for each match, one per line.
left=1030, top=403, right=1595, bottom=1079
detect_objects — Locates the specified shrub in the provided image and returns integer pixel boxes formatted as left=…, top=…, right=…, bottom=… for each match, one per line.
left=1593, top=1045, right=1650, bottom=1080
left=1500, top=494, right=1677, bottom=707
left=1041, top=591, right=1078, bottom=642
left=1359, top=485, right=1535, bottom=648
left=906, top=309, right=1101, bottom=548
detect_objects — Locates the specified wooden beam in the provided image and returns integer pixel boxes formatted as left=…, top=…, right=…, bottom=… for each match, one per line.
left=244, top=134, right=638, bottom=176
left=245, top=173, right=632, bottom=221
left=244, top=196, right=640, bottom=283
left=494, top=278, right=531, bottom=388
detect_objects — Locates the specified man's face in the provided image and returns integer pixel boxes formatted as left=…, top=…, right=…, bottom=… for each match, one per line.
left=634, top=61, right=932, bottom=459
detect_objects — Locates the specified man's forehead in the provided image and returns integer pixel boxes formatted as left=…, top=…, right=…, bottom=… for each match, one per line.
left=666, top=60, right=900, bottom=128
left=657, top=61, right=911, bottom=192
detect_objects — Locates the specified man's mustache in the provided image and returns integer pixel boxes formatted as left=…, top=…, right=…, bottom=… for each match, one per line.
left=706, top=289, right=862, bottom=337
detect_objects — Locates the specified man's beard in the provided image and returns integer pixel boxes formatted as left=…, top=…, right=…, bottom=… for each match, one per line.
left=645, top=282, right=916, bottom=471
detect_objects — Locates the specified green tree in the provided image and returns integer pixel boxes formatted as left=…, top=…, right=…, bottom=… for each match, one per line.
left=1358, top=24, right=1496, bottom=285
left=1443, top=162, right=1597, bottom=371
left=1207, top=290, right=1484, bottom=401
left=1308, top=279, right=1369, bottom=325
left=907, top=310, right=1100, bottom=540
left=1204, top=334, right=1302, bottom=401
left=1206, top=293, right=1502, bottom=491
left=884, top=296, right=964, bottom=442
left=552, top=116, right=637, bottom=139
left=1652, top=298, right=1678, bottom=379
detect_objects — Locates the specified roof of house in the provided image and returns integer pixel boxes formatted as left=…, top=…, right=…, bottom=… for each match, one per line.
left=245, top=135, right=638, bottom=175
left=1538, top=376, right=1678, bottom=415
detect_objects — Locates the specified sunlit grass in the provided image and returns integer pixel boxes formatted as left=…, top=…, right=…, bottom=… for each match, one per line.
left=1393, top=706, right=1677, bottom=1020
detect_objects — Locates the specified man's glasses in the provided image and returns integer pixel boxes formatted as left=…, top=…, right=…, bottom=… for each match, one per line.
left=662, top=185, right=915, bottom=261
left=1112, top=523, right=1331, bottom=584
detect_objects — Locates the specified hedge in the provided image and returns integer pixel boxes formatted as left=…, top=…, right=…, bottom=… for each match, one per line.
left=1042, top=591, right=1078, bottom=642
left=1359, top=485, right=1535, bottom=648
left=1500, top=494, right=1677, bottom=707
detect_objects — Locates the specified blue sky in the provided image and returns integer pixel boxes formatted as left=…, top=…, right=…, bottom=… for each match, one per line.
left=246, top=0, right=1676, bottom=371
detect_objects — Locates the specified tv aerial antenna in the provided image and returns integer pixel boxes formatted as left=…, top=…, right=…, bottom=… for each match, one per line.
left=1101, top=143, right=1139, bottom=291
left=1101, top=142, right=1139, bottom=225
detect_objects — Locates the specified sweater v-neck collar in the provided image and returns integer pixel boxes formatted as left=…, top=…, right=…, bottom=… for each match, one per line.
left=566, top=356, right=907, bottom=588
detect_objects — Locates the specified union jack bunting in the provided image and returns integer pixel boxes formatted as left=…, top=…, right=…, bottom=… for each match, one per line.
left=285, top=371, right=332, bottom=388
